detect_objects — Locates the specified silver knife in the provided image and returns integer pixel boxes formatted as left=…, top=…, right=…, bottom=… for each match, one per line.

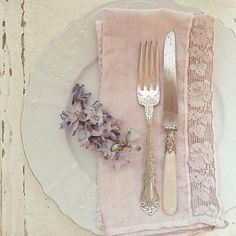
left=163, top=31, right=178, bottom=215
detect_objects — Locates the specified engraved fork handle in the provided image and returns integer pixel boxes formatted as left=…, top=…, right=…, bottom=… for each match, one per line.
left=140, top=105, right=159, bottom=215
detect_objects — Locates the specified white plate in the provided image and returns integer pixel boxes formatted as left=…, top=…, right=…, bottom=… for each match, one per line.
left=21, top=0, right=236, bottom=234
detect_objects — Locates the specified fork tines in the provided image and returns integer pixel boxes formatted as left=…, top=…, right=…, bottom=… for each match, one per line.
left=138, top=41, right=159, bottom=91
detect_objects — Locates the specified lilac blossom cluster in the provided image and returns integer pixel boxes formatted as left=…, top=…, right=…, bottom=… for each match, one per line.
left=60, top=83, right=140, bottom=167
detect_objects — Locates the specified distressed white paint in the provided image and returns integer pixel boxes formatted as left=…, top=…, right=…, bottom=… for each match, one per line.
left=1, top=0, right=25, bottom=236
left=1, top=0, right=236, bottom=235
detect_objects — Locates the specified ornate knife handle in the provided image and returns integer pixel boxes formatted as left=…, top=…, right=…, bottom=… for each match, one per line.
left=140, top=104, right=159, bottom=215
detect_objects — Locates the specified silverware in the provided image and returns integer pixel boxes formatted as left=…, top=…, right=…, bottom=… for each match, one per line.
left=137, top=41, right=160, bottom=215
left=162, top=31, right=178, bottom=215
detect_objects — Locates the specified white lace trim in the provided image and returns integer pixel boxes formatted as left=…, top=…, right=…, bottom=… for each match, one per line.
left=187, top=14, right=221, bottom=218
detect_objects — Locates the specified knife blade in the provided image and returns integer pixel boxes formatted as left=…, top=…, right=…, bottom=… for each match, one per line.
left=163, top=31, right=178, bottom=215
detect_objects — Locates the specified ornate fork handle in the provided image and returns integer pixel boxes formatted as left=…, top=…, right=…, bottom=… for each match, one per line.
left=140, top=104, right=160, bottom=215
left=137, top=41, right=160, bottom=215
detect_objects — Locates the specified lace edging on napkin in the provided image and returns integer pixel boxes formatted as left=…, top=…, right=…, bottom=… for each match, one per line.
left=186, top=14, right=224, bottom=225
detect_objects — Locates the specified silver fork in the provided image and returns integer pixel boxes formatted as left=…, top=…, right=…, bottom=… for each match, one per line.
left=137, top=41, right=160, bottom=215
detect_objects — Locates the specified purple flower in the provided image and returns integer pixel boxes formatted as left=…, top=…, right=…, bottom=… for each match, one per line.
left=72, top=84, right=91, bottom=105
left=98, top=139, right=115, bottom=158
left=60, top=103, right=86, bottom=135
left=88, top=136, right=104, bottom=149
left=60, top=83, right=141, bottom=168
left=92, top=101, right=102, bottom=110
left=91, top=118, right=120, bottom=142
left=125, top=128, right=139, bottom=143
left=103, top=111, right=112, bottom=123
left=78, top=129, right=91, bottom=148
left=84, top=102, right=104, bottom=126
left=103, top=119, right=120, bottom=141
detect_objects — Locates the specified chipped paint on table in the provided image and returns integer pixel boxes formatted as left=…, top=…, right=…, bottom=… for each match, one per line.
left=0, top=0, right=236, bottom=235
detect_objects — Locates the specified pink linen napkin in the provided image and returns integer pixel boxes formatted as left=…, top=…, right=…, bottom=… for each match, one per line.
left=96, top=9, right=225, bottom=236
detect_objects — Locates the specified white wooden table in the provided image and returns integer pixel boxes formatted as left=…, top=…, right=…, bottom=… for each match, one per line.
left=1, top=0, right=236, bottom=235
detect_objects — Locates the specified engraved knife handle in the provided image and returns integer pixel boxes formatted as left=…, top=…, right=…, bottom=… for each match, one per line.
left=163, top=130, right=177, bottom=215
left=140, top=116, right=159, bottom=215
